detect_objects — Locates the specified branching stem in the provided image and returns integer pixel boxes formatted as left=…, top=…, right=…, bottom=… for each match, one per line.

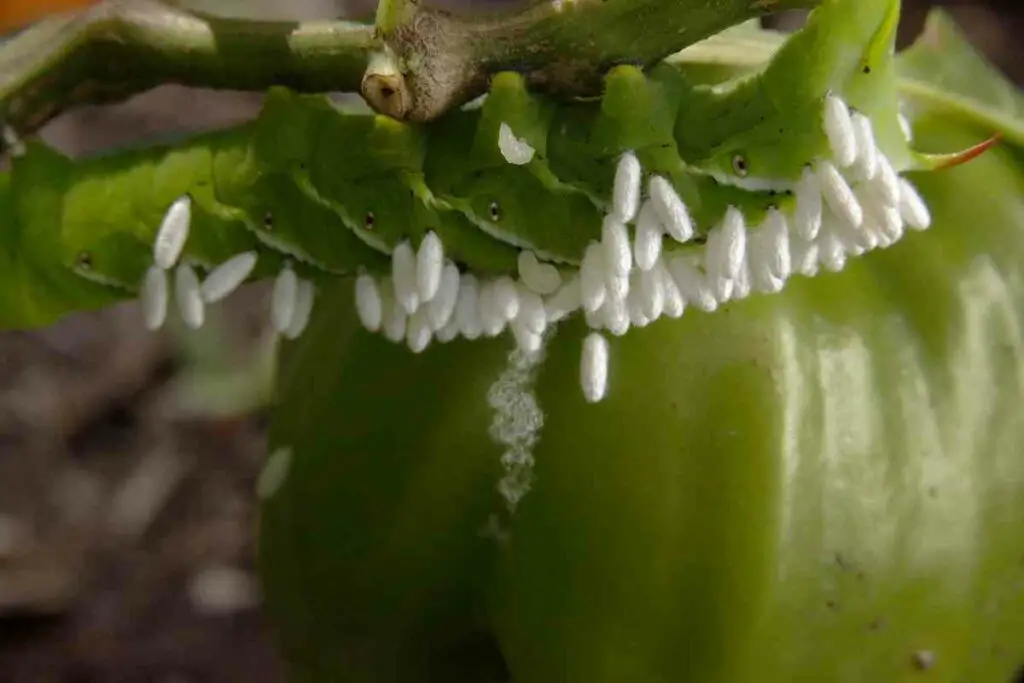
left=0, top=0, right=823, bottom=150
left=0, top=0, right=375, bottom=147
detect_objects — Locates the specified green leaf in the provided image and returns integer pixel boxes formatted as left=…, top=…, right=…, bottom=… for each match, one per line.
left=666, top=19, right=786, bottom=81
left=896, top=9, right=1024, bottom=147
left=668, top=8, right=1024, bottom=149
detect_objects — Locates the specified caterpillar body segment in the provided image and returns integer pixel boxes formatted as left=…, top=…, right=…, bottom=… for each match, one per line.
left=473, top=72, right=552, bottom=170
left=60, top=128, right=276, bottom=291
left=1, top=143, right=122, bottom=325
left=257, top=88, right=523, bottom=273
left=0, top=0, right=973, bottom=400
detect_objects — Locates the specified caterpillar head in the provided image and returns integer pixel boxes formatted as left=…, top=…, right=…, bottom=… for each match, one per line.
left=676, top=0, right=910, bottom=188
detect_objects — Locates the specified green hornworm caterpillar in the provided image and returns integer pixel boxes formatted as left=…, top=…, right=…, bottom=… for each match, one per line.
left=0, top=0, right=991, bottom=402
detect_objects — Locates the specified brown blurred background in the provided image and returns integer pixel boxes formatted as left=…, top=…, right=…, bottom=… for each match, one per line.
left=0, top=1, right=1021, bottom=682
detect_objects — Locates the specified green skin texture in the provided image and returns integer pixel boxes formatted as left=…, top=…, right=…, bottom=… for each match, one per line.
left=0, top=0, right=910, bottom=329
left=256, top=4, right=1024, bottom=683
left=259, top=121, right=1024, bottom=683
left=0, top=0, right=1020, bottom=680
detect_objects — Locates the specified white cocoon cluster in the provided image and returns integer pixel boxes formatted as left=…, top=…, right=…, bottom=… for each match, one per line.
left=872, top=155, right=902, bottom=207
left=544, top=278, right=581, bottom=323
left=669, top=256, right=717, bottom=313
left=380, top=280, right=407, bottom=343
left=516, top=283, right=547, bottom=335
left=498, top=122, right=536, bottom=166
left=478, top=282, right=506, bottom=337
left=284, top=278, right=315, bottom=340
left=794, top=166, right=823, bottom=240
left=705, top=207, right=747, bottom=300
left=633, top=201, right=663, bottom=271
left=761, top=209, right=792, bottom=279
left=455, top=274, right=482, bottom=340
left=899, top=179, right=931, bottom=230
left=580, top=333, right=609, bottom=403
left=823, top=93, right=858, bottom=168
left=612, top=151, right=641, bottom=222
left=649, top=176, right=694, bottom=242
left=406, top=307, right=432, bottom=353
left=141, top=265, right=169, bottom=331
left=416, top=231, right=444, bottom=302
left=391, top=241, right=419, bottom=315
left=791, top=238, right=820, bottom=277
left=355, top=273, right=383, bottom=332
left=817, top=160, right=863, bottom=228
left=637, top=268, right=663, bottom=320
left=604, top=297, right=630, bottom=336
left=492, top=276, right=521, bottom=322
left=200, top=251, right=258, bottom=303
left=817, top=228, right=847, bottom=272
left=851, top=112, right=878, bottom=180
left=271, top=265, right=298, bottom=333
left=428, top=262, right=460, bottom=330
left=328, top=90, right=931, bottom=408
left=154, top=195, right=192, bottom=270
left=257, top=447, right=293, bottom=500
left=517, top=250, right=562, bottom=295
left=658, top=264, right=685, bottom=319
left=174, top=263, right=204, bottom=330
left=580, top=243, right=608, bottom=313
left=605, top=269, right=629, bottom=303
left=601, top=215, right=632, bottom=277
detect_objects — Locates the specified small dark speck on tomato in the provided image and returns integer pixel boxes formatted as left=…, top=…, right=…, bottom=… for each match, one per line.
left=863, top=65, right=872, bottom=74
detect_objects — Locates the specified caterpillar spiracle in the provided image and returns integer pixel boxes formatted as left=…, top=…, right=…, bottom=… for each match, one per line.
left=0, top=0, right=994, bottom=403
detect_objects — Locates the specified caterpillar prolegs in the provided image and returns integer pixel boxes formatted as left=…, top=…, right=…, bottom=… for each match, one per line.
left=0, top=0, right=988, bottom=402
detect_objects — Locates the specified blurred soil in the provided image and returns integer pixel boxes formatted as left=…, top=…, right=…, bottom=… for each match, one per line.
left=0, top=1, right=1021, bottom=682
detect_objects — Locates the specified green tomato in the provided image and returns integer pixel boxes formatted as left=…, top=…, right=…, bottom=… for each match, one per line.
left=259, top=115, right=1024, bottom=682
